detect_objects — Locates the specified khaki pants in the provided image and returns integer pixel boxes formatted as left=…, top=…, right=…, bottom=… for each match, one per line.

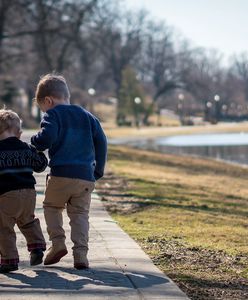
left=43, top=176, right=95, bottom=263
left=0, top=189, right=46, bottom=265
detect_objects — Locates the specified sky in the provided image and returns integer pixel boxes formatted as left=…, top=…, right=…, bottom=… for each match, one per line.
left=124, top=0, right=248, bottom=60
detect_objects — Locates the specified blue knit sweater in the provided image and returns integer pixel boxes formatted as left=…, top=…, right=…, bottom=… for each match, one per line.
left=31, top=104, right=107, bottom=182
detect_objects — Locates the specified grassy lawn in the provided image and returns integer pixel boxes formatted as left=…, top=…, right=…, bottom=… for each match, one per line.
left=97, top=145, right=248, bottom=299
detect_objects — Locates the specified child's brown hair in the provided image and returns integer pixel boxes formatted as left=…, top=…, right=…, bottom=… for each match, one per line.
left=0, top=109, right=21, bottom=135
left=35, top=74, right=70, bottom=103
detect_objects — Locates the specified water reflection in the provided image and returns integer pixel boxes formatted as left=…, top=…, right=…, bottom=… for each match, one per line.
left=112, top=134, right=248, bottom=165
left=156, top=133, right=248, bottom=146
left=153, top=144, right=248, bottom=165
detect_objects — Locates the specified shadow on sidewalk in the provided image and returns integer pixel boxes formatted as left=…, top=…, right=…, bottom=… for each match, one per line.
left=0, top=266, right=168, bottom=293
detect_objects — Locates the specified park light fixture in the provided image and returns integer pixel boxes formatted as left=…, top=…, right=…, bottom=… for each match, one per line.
left=134, top=97, right=141, bottom=104
left=178, top=93, right=185, bottom=101
left=88, top=88, right=96, bottom=96
left=206, top=101, right=212, bottom=108
left=88, top=88, right=96, bottom=113
left=214, top=94, right=220, bottom=102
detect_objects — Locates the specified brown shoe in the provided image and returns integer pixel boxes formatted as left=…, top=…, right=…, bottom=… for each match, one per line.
left=73, top=252, right=89, bottom=269
left=44, top=245, right=68, bottom=265
left=74, top=262, right=89, bottom=270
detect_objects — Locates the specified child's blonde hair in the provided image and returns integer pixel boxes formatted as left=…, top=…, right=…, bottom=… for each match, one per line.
left=34, top=74, right=70, bottom=103
left=0, top=109, right=21, bottom=135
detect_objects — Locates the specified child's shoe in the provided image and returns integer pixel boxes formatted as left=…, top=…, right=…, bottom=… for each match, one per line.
left=73, top=253, right=89, bottom=270
left=0, top=264, right=18, bottom=273
left=44, top=244, right=68, bottom=265
left=74, top=262, right=89, bottom=270
left=30, top=249, right=44, bottom=266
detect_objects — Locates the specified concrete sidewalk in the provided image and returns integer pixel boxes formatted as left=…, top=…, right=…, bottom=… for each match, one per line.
left=0, top=171, right=189, bottom=300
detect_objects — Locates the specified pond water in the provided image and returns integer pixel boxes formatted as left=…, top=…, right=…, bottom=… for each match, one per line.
left=111, top=133, right=248, bottom=165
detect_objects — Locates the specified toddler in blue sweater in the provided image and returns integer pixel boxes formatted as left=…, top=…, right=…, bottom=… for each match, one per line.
left=31, top=74, right=107, bottom=269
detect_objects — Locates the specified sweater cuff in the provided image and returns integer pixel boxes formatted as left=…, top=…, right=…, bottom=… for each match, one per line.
left=94, top=170, right=103, bottom=180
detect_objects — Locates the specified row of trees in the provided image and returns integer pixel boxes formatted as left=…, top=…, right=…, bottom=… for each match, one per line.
left=0, top=0, right=248, bottom=126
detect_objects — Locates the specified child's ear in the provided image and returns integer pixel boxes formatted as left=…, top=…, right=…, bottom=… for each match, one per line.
left=45, top=96, right=53, bottom=105
left=17, top=130, right=22, bottom=139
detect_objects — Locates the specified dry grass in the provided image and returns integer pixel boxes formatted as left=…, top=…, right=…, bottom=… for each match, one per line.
left=97, top=145, right=248, bottom=299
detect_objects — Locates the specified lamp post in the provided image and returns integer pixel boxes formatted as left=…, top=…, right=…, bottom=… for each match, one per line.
left=214, top=94, right=221, bottom=123
left=134, top=97, right=141, bottom=128
left=221, top=104, right=228, bottom=118
left=204, top=101, right=213, bottom=122
left=177, top=93, right=185, bottom=124
left=88, top=88, right=96, bottom=113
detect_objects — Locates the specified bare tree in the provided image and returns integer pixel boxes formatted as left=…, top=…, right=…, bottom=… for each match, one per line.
left=181, top=49, right=224, bottom=102
left=231, top=53, right=248, bottom=102
left=94, top=9, right=147, bottom=94
left=136, top=21, right=183, bottom=123
left=0, top=0, right=25, bottom=71
left=19, top=0, right=98, bottom=73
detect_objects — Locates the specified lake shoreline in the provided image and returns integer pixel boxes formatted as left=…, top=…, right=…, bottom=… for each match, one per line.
left=104, top=121, right=248, bottom=139
left=109, top=130, right=248, bottom=166
left=111, top=142, right=248, bottom=169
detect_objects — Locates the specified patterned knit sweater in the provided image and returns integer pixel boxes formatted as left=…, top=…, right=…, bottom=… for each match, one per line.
left=0, top=137, right=48, bottom=195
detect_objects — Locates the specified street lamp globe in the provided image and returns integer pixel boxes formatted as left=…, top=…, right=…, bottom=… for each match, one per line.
left=206, top=101, right=212, bottom=108
left=222, top=104, right=227, bottom=111
left=88, top=88, right=96, bottom=96
left=178, top=93, right=184, bottom=101
left=134, top=97, right=141, bottom=104
left=214, top=94, right=220, bottom=102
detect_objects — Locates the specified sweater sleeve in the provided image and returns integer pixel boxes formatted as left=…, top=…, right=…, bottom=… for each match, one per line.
left=91, top=116, right=107, bottom=180
left=31, top=111, right=58, bottom=151
left=29, top=145, right=48, bottom=173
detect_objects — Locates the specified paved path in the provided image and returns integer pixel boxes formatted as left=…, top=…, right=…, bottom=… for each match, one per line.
left=0, top=133, right=189, bottom=299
